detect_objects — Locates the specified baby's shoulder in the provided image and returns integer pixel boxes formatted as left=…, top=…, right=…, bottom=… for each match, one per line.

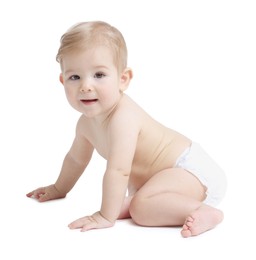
left=118, top=94, right=147, bottom=117
left=114, top=95, right=148, bottom=124
left=75, top=114, right=93, bottom=134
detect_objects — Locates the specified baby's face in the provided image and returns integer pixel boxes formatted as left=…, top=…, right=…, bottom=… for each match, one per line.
left=60, top=46, right=123, bottom=118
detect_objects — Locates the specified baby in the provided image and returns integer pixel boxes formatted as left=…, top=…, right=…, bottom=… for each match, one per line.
left=27, top=21, right=227, bottom=237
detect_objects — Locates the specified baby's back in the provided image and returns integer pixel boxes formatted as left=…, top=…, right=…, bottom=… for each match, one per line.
left=126, top=95, right=191, bottom=190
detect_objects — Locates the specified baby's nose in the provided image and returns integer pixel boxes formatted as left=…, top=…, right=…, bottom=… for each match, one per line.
left=80, top=81, right=92, bottom=92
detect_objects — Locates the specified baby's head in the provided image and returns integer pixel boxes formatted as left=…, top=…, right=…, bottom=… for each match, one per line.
left=56, top=21, right=128, bottom=74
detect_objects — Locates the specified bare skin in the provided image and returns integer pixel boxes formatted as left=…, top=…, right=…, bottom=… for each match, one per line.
left=181, top=205, right=224, bottom=237
left=27, top=45, right=224, bottom=237
left=117, top=169, right=223, bottom=237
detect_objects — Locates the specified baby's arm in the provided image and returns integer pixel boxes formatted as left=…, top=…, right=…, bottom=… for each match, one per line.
left=102, top=119, right=139, bottom=220
left=27, top=117, right=94, bottom=202
left=53, top=135, right=94, bottom=196
left=68, top=110, right=140, bottom=230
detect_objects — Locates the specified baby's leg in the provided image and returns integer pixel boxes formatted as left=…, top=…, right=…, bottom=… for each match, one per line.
left=129, top=168, right=223, bottom=237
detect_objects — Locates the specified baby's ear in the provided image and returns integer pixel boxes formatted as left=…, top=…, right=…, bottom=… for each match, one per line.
left=120, top=68, right=133, bottom=91
left=59, top=73, right=64, bottom=85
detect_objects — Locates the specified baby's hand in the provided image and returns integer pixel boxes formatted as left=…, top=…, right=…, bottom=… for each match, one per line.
left=26, top=184, right=66, bottom=202
left=68, top=211, right=114, bottom=231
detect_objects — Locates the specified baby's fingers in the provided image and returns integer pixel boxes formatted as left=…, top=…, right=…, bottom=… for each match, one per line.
left=26, top=187, right=46, bottom=200
left=37, top=192, right=52, bottom=202
left=68, top=212, right=114, bottom=232
left=26, top=191, right=35, bottom=198
left=81, top=220, right=98, bottom=232
left=68, top=217, right=88, bottom=229
left=68, top=216, right=96, bottom=231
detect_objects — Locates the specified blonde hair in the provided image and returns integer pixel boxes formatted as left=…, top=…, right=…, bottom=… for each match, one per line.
left=56, top=21, right=128, bottom=73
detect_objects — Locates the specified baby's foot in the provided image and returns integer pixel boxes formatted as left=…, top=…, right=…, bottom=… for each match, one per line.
left=181, top=205, right=224, bottom=238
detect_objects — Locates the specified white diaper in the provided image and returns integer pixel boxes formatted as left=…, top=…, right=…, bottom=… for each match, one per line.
left=175, top=142, right=227, bottom=206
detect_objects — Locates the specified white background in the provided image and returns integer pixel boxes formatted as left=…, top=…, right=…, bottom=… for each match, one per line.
left=0, top=0, right=255, bottom=259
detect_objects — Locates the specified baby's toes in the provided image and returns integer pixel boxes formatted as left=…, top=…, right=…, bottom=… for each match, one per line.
left=184, top=216, right=194, bottom=227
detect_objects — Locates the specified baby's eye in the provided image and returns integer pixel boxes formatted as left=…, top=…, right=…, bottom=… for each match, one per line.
left=94, top=72, right=105, bottom=79
left=69, top=75, right=80, bottom=80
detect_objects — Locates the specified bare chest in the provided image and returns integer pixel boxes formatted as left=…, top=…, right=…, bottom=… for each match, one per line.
left=86, top=126, right=109, bottom=159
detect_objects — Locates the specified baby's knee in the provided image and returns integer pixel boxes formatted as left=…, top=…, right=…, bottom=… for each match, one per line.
left=129, top=195, right=147, bottom=226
